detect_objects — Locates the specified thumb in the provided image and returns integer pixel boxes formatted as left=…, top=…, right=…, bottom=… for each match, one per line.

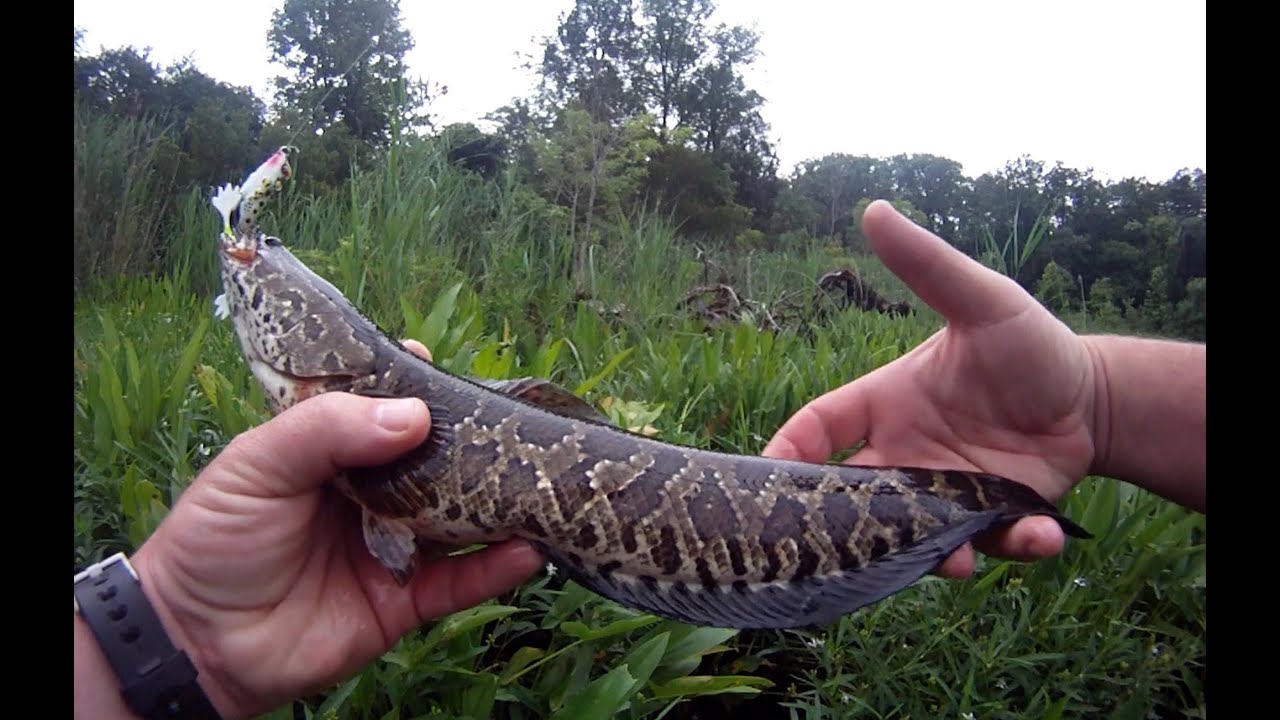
left=215, top=392, right=432, bottom=497
left=861, top=199, right=1037, bottom=328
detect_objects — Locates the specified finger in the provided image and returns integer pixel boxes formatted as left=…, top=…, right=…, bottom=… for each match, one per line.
left=409, top=540, right=546, bottom=623
left=970, top=516, right=1066, bottom=563
left=356, top=539, right=544, bottom=643
left=761, top=377, right=875, bottom=463
left=346, top=526, right=544, bottom=644
left=934, top=543, right=976, bottom=578
left=401, top=339, right=433, bottom=362
left=216, top=392, right=432, bottom=497
left=861, top=200, right=1037, bottom=328
left=932, top=516, right=1066, bottom=581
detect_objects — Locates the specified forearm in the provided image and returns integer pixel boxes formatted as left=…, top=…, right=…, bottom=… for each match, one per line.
left=1085, top=334, right=1206, bottom=512
left=75, top=611, right=144, bottom=720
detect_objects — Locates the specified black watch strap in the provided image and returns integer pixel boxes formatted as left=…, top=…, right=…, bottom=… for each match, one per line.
left=74, top=553, right=223, bottom=720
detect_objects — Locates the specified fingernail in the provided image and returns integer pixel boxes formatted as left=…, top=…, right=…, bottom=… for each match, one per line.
left=375, top=398, right=423, bottom=432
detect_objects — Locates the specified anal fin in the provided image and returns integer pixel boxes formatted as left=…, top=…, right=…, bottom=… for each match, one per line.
left=361, top=507, right=419, bottom=586
left=532, top=510, right=1011, bottom=630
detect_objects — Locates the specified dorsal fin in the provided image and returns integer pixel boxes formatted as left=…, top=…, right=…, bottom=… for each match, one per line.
left=470, top=376, right=615, bottom=426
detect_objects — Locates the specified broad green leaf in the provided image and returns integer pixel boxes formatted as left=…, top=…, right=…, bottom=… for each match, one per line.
left=98, top=345, right=131, bottom=449
left=400, top=294, right=424, bottom=335
left=420, top=281, right=464, bottom=349
left=574, top=346, right=634, bottom=397
left=531, top=337, right=565, bottom=378
left=164, top=314, right=208, bottom=421
left=460, top=672, right=499, bottom=720
left=659, top=626, right=739, bottom=668
left=545, top=581, right=594, bottom=626
left=499, top=646, right=546, bottom=685
left=617, top=631, right=670, bottom=692
left=648, top=675, right=772, bottom=699
left=559, top=613, right=660, bottom=641
left=420, top=604, right=521, bottom=653
left=552, top=663, right=637, bottom=720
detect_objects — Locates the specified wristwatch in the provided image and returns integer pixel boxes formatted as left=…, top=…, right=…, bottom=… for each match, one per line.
left=74, top=552, right=223, bottom=720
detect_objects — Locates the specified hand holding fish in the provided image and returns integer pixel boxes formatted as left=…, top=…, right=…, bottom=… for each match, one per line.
left=74, top=341, right=544, bottom=720
left=763, top=200, right=1206, bottom=578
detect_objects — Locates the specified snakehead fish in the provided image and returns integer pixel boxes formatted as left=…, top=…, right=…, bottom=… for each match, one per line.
left=210, top=149, right=1092, bottom=630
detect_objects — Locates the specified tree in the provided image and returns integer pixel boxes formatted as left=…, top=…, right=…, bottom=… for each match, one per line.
left=160, top=59, right=267, bottom=186
left=883, top=153, right=969, bottom=239
left=1034, top=260, right=1076, bottom=316
left=437, top=123, right=508, bottom=180
left=1143, top=266, right=1172, bottom=332
left=638, top=0, right=712, bottom=136
left=643, top=139, right=751, bottom=242
left=1087, top=277, right=1122, bottom=325
left=680, top=23, right=763, bottom=156
left=791, top=154, right=891, bottom=240
left=534, top=107, right=660, bottom=288
left=267, top=0, right=435, bottom=148
left=537, top=0, right=645, bottom=123
left=73, top=44, right=165, bottom=118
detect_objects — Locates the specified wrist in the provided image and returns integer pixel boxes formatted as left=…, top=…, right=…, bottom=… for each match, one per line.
left=1082, top=335, right=1114, bottom=481
left=132, top=546, right=240, bottom=718
left=75, top=606, right=145, bottom=719
left=73, top=549, right=234, bottom=720
left=1079, top=333, right=1206, bottom=512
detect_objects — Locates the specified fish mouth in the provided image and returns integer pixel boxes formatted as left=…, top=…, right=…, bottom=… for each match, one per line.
left=246, top=354, right=358, bottom=411
left=217, top=224, right=262, bottom=265
left=223, top=245, right=258, bottom=263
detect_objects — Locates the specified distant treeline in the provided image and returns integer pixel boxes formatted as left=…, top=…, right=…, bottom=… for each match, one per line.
left=73, top=0, right=1204, bottom=340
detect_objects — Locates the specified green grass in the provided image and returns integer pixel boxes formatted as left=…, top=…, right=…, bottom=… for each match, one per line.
left=73, top=123, right=1205, bottom=720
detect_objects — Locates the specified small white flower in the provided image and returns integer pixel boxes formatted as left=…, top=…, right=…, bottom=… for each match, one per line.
left=545, top=562, right=557, bottom=577
left=1073, top=576, right=1088, bottom=588
left=962, top=713, right=976, bottom=720
left=213, top=293, right=230, bottom=320
left=996, top=678, right=1008, bottom=690
left=804, top=636, right=823, bottom=648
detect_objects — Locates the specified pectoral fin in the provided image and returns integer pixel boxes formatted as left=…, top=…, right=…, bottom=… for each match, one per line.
left=360, top=508, right=419, bottom=586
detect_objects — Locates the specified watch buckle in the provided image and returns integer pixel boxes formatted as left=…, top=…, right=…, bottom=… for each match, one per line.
left=74, top=552, right=138, bottom=613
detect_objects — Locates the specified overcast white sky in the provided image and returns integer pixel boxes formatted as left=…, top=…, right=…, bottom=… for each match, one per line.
left=73, top=0, right=1205, bottom=183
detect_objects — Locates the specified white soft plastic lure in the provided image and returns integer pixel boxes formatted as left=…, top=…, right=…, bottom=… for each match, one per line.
left=211, top=146, right=297, bottom=318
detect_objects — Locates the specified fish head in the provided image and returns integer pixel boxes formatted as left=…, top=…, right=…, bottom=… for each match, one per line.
left=217, top=232, right=380, bottom=415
